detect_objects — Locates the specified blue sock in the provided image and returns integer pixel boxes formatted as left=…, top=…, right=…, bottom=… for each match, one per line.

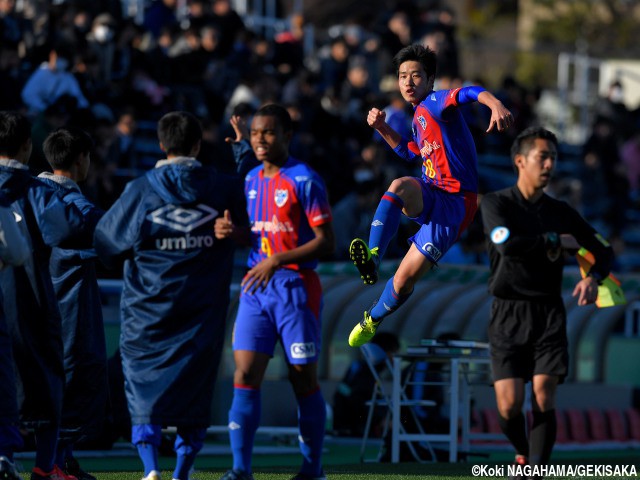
left=368, top=191, right=404, bottom=259
left=34, top=425, right=58, bottom=473
left=133, top=424, right=161, bottom=475
left=370, top=276, right=413, bottom=321
left=173, top=427, right=205, bottom=480
left=136, top=443, right=159, bottom=475
left=297, top=388, right=326, bottom=477
left=228, top=387, right=261, bottom=474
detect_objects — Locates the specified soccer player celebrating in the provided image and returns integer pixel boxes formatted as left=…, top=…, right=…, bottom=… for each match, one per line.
left=95, top=111, right=247, bottom=480
left=0, top=111, right=95, bottom=480
left=216, top=104, right=335, bottom=480
left=348, top=44, right=513, bottom=346
left=40, top=128, right=106, bottom=480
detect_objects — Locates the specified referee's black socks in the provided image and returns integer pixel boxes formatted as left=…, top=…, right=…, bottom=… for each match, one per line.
left=529, top=409, right=556, bottom=466
left=498, top=412, right=529, bottom=458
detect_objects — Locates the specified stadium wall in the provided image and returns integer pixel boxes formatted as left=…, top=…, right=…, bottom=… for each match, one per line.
left=99, top=262, right=640, bottom=426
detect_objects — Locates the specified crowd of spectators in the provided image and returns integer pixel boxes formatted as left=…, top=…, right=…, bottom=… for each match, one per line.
left=3, top=0, right=640, bottom=265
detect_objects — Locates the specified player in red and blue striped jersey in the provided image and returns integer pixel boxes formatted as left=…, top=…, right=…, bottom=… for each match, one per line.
left=215, top=104, right=335, bottom=480
left=348, top=44, right=513, bottom=347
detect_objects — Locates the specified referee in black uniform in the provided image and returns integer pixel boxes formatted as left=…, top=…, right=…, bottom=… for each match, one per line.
left=480, top=127, right=614, bottom=473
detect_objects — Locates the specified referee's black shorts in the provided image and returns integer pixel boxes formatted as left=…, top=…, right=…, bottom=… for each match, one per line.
left=488, top=297, right=568, bottom=383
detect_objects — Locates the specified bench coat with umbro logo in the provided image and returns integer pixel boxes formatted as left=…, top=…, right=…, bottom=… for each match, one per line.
left=95, top=157, right=247, bottom=426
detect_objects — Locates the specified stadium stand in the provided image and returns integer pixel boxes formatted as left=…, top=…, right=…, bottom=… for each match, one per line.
left=605, top=408, right=629, bottom=442
left=565, top=409, right=590, bottom=443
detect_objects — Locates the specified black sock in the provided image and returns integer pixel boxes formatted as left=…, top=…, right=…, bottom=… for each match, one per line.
left=529, top=409, right=556, bottom=465
left=498, top=412, right=529, bottom=458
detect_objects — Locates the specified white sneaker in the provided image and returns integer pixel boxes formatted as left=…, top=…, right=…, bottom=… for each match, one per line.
left=142, top=470, right=161, bottom=480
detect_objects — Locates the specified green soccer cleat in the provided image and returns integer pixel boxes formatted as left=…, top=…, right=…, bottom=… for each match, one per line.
left=349, top=238, right=379, bottom=285
left=348, top=310, right=381, bottom=347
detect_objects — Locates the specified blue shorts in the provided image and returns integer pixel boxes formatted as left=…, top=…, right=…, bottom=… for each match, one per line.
left=232, top=269, right=323, bottom=365
left=407, top=179, right=478, bottom=264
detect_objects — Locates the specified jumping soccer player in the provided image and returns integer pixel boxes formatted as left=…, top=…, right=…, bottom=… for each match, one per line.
left=348, top=44, right=513, bottom=347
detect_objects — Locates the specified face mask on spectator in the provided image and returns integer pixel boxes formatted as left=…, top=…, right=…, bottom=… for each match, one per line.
left=94, top=24, right=114, bottom=43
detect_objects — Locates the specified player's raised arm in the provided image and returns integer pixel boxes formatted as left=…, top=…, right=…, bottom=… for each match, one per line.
left=477, top=91, right=514, bottom=132
left=366, top=107, right=402, bottom=149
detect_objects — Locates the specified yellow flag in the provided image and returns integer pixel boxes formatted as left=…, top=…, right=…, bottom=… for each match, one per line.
left=575, top=248, right=626, bottom=308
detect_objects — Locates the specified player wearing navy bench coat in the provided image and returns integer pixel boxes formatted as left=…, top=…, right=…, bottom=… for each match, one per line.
left=94, top=111, right=247, bottom=480
left=348, top=44, right=513, bottom=347
left=0, top=111, right=96, bottom=480
left=215, top=104, right=335, bottom=480
left=480, top=127, right=614, bottom=471
left=0, top=204, right=29, bottom=480
left=39, top=127, right=106, bottom=480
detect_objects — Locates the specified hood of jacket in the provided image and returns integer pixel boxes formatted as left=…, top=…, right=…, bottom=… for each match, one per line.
left=0, top=159, right=33, bottom=206
left=146, top=157, right=208, bottom=204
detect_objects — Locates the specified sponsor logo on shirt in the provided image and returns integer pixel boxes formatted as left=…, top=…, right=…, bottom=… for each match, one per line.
left=275, top=189, right=288, bottom=207
left=490, top=226, right=510, bottom=244
left=147, top=204, right=217, bottom=250
left=422, top=242, right=442, bottom=261
left=291, top=342, right=316, bottom=359
left=252, top=215, right=294, bottom=233
left=420, top=139, right=441, bottom=157
left=417, top=115, right=427, bottom=130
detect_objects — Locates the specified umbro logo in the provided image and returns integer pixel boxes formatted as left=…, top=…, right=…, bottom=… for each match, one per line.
left=371, top=220, right=384, bottom=227
left=228, top=421, right=241, bottom=430
left=147, top=204, right=218, bottom=233
left=248, top=189, right=257, bottom=200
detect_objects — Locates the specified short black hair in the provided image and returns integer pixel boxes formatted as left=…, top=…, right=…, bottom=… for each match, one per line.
left=43, top=127, right=94, bottom=171
left=0, top=111, right=31, bottom=158
left=510, top=126, right=558, bottom=164
left=392, top=44, right=437, bottom=79
left=157, top=111, right=202, bottom=156
left=253, top=104, right=293, bottom=133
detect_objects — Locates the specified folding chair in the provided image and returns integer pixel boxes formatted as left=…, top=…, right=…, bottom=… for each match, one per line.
left=359, top=343, right=438, bottom=463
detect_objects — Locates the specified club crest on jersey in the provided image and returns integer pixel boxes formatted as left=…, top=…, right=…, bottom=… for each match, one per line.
left=491, top=226, right=510, bottom=244
left=275, top=189, right=288, bottom=207
left=417, top=115, right=427, bottom=130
